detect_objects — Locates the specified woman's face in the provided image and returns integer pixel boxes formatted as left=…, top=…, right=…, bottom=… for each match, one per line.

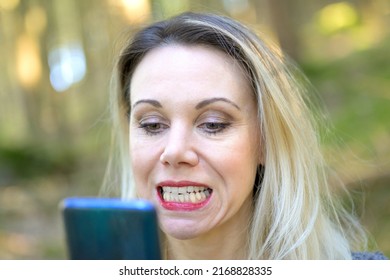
left=129, top=44, right=261, bottom=240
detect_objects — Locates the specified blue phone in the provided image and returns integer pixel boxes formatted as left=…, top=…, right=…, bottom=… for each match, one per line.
left=61, top=197, right=161, bottom=260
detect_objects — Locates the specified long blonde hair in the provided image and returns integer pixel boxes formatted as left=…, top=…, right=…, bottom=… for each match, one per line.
left=106, top=12, right=367, bottom=259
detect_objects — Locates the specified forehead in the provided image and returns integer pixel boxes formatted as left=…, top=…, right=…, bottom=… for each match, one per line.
left=130, top=44, right=253, bottom=105
left=131, top=44, right=242, bottom=83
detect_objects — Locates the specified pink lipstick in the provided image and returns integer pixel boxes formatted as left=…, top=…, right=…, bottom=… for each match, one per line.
left=157, top=180, right=212, bottom=211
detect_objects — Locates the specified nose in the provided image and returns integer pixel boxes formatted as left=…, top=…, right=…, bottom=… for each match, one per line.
left=159, top=124, right=199, bottom=168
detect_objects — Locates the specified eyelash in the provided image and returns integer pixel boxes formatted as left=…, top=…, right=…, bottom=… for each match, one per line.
left=138, top=121, right=231, bottom=136
left=198, top=122, right=231, bottom=135
left=138, top=122, right=167, bottom=136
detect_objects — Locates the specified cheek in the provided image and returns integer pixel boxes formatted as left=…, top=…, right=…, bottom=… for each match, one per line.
left=223, top=153, right=257, bottom=189
left=130, top=135, right=158, bottom=170
left=210, top=134, right=259, bottom=190
left=129, top=141, right=160, bottom=196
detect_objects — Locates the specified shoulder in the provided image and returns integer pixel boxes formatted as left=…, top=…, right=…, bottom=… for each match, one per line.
left=351, top=252, right=388, bottom=260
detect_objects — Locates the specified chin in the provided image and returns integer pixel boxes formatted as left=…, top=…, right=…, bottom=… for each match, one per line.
left=164, top=231, right=196, bottom=240
left=159, top=219, right=208, bottom=240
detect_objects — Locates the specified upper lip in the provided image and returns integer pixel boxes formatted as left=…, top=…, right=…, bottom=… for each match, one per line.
left=157, top=180, right=209, bottom=188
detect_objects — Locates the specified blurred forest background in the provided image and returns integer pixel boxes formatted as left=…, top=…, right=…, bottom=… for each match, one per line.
left=0, top=0, right=389, bottom=259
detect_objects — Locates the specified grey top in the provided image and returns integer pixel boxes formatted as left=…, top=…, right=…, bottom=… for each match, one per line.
left=352, top=252, right=388, bottom=260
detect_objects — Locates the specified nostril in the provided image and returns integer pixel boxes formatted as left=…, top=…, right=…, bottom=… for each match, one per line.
left=159, top=148, right=199, bottom=167
left=159, top=151, right=169, bottom=164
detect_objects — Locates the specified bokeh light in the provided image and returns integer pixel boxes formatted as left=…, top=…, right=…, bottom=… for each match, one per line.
left=120, top=0, right=151, bottom=23
left=317, top=2, right=359, bottom=34
left=25, top=6, right=47, bottom=37
left=0, top=0, right=19, bottom=11
left=48, top=43, right=87, bottom=92
left=16, top=34, right=42, bottom=88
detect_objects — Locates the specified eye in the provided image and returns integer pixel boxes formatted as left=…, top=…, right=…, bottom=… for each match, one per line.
left=138, top=120, right=168, bottom=135
left=198, top=122, right=231, bottom=135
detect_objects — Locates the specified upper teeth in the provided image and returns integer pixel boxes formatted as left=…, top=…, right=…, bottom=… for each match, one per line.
left=162, top=186, right=206, bottom=194
left=161, top=186, right=211, bottom=203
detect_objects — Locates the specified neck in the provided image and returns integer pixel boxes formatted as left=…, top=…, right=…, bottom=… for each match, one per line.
left=164, top=198, right=252, bottom=260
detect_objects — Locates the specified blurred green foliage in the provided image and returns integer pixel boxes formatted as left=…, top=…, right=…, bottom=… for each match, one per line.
left=0, top=144, right=77, bottom=181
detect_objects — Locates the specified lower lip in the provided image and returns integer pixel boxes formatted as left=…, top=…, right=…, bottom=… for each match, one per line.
left=157, top=190, right=211, bottom=211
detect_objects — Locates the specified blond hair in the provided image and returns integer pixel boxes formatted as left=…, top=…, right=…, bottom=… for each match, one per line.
left=106, top=12, right=367, bottom=259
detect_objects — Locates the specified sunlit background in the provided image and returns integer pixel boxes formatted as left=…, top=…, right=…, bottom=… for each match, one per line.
left=0, top=0, right=389, bottom=259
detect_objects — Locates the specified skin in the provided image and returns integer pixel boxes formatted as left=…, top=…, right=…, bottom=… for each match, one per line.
left=129, top=44, right=262, bottom=259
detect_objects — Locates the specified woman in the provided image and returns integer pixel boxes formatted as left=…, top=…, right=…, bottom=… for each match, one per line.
left=107, top=12, right=384, bottom=259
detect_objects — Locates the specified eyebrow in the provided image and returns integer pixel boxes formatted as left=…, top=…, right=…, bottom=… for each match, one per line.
left=195, top=97, right=241, bottom=111
left=132, top=97, right=241, bottom=111
left=132, top=99, right=162, bottom=109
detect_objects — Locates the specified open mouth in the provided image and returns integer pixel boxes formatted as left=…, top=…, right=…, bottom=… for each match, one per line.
left=158, top=186, right=213, bottom=203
